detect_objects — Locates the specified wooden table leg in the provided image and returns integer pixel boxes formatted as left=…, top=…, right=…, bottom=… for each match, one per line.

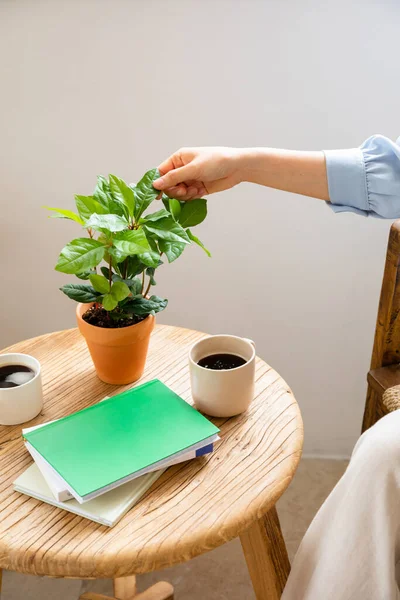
left=112, top=577, right=173, bottom=600
left=113, top=575, right=137, bottom=600
left=240, top=505, right=290, bottom=600
left=132, top=582, right=174, bottom=600
left=81, top=581, right=173, bottom=600
left=80, top=594, right=119, bottom=600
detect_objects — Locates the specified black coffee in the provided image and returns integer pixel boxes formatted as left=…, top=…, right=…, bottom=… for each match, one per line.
left=0, top=365, right=35, bottom=389
left=197, top=353, right=246, bottom=370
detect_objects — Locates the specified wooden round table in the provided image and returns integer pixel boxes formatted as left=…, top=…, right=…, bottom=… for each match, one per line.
left=0, top=325, right=303, bottom=600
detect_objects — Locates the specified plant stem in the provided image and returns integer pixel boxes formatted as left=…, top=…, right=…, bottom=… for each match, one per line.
left=144, top=278, right=152, bottom=298
left=108, top=258, right=113, bottom=289
left=123, top=258, right=128, bottom=279
left=141, top=271, right=145, bottom=295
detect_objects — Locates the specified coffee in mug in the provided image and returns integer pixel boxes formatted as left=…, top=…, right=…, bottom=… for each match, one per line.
left=189, top=335, right=255, bottom=417
left=0, top=365, right=36, bottom=388
left=0, top=353, right=43, bottom=425
left=197, top=353, right=247, bottom=370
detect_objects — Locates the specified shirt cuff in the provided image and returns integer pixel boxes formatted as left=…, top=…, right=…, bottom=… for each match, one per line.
left=324, top=148, right=369, bottom=214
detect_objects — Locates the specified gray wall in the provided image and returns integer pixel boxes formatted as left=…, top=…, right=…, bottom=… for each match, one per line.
left=1, top=0, right=399, bottom=456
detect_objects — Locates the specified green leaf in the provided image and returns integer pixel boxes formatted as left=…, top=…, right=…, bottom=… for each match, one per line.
left=158, top=240, right=186, bottom=263
left=60, top=284, right=101, bottom=303
left=101, top=294, right=118, bottom=311
left=75, top=269, right=96, bottom=280
left=123, top=295, right=168, bottom=317
left=98, top=232, right=111, bottom=244
left=113, top=229, right=151, bottom=256
left=112, top=274, right=142, bottom=295
left=146, top=267, right=157, bottom=286
left=55, top=238, right=105, bottom=274
left=110, top=281, right=130, bottom=301
left=100, top=266, right=111, bottom=279
left=44, top=206, right=84, bottom=225
left=187, top=229, right=211, bottom=257
left=101, top=281, right=130, bottom=312
left=93, top=175, right=110, bottom=205
left=125, top=256, right=146, bottom=278
left=142, top=208, right=171, bottom=223
left=89, top=274, right=110, bottom=294
left=75, top=195, right=107, bottom=221
left=133, top=168, right=160, bottom=220
left=84, top=213, right=128, bottom=233
left=108, top=246, right=128, bottom=264
left=178, top=198, right=207, bottom=228
left=111, top=260, right=123, bottom=276
left=127, top=277, right=142, bottom=295
left=144, top=217, right=190, bottom=245
left=169, top=199, right=182, bottom=220
left=109, top=175, right=135, bottom=217
left=138, top=236, right=162, bottom=268
left=93, top=176, right=127, bottom=217
left=162, top=197, right=182, bottom=221
left=139, top=252, right=161, bottom=268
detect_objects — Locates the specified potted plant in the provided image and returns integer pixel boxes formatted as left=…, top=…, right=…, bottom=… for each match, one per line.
left=46, top=168, right=210, bottom=384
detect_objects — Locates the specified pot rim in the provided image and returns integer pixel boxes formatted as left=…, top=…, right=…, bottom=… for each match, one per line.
left=76, top=302, right=152, bottom=332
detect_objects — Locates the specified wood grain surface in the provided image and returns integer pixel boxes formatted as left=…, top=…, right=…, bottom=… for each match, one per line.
left=0, top=325, right=303, bottom=580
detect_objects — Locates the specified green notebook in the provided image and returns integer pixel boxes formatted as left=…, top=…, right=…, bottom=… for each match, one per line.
left=23, top=379, right=219, bottom=503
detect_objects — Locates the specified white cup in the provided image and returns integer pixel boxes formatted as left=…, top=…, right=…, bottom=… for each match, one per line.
left=0, top=353, right=43, bottom=425
left=189, top=335, right=256, bottom=417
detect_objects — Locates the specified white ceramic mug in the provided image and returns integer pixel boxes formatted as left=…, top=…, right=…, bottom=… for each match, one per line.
left=0, top=353, right=43, bottom=425
left=189, top=335, right=256, bottom=417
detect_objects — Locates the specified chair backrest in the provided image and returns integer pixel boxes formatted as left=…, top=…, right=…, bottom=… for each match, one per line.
left=363, top=220, right=400, bottom=431
left=369, top=220, right=400, bottom=370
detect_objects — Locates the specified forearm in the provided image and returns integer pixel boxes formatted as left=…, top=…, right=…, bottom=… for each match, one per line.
left=237, top=148, right=330, bottom=201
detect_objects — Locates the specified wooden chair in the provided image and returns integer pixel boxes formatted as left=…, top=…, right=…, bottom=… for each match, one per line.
left=363, top=220, right=400, bottom=431
left=79, top=580, right=174, bottom=600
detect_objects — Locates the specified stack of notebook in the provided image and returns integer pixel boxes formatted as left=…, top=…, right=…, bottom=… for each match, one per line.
left=13, top=379, right=220, bottom=527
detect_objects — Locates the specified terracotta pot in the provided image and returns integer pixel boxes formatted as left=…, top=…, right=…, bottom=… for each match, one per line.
left=76, top=303, right=155, bottom=385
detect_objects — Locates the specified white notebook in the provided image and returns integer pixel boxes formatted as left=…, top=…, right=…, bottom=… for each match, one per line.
left=25, top=441, right=214, bottom=502
left=13, top=463, right=163, bottom=527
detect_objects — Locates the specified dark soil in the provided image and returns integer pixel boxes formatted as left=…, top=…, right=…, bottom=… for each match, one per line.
left=82, top=305, right=145, bottom=329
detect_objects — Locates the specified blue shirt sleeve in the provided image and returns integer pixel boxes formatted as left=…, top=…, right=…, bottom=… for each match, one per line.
left=324, top=135, right=400, bottom=218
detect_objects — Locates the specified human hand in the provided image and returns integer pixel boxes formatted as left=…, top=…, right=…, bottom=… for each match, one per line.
left=153, top=147, right=243, bottom=200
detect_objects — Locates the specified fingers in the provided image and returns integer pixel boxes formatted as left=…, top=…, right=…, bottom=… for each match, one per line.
left=157, top=152, right=185, bottom=176
left=157, top=156, right=177, bottom=176
left=153, top=163, right=198, bottom=190
left=161, top=179, right=208, bottom=201
left=166, top=184, right=188, bottom=198
left=163, top=188, right=208, bottom=201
